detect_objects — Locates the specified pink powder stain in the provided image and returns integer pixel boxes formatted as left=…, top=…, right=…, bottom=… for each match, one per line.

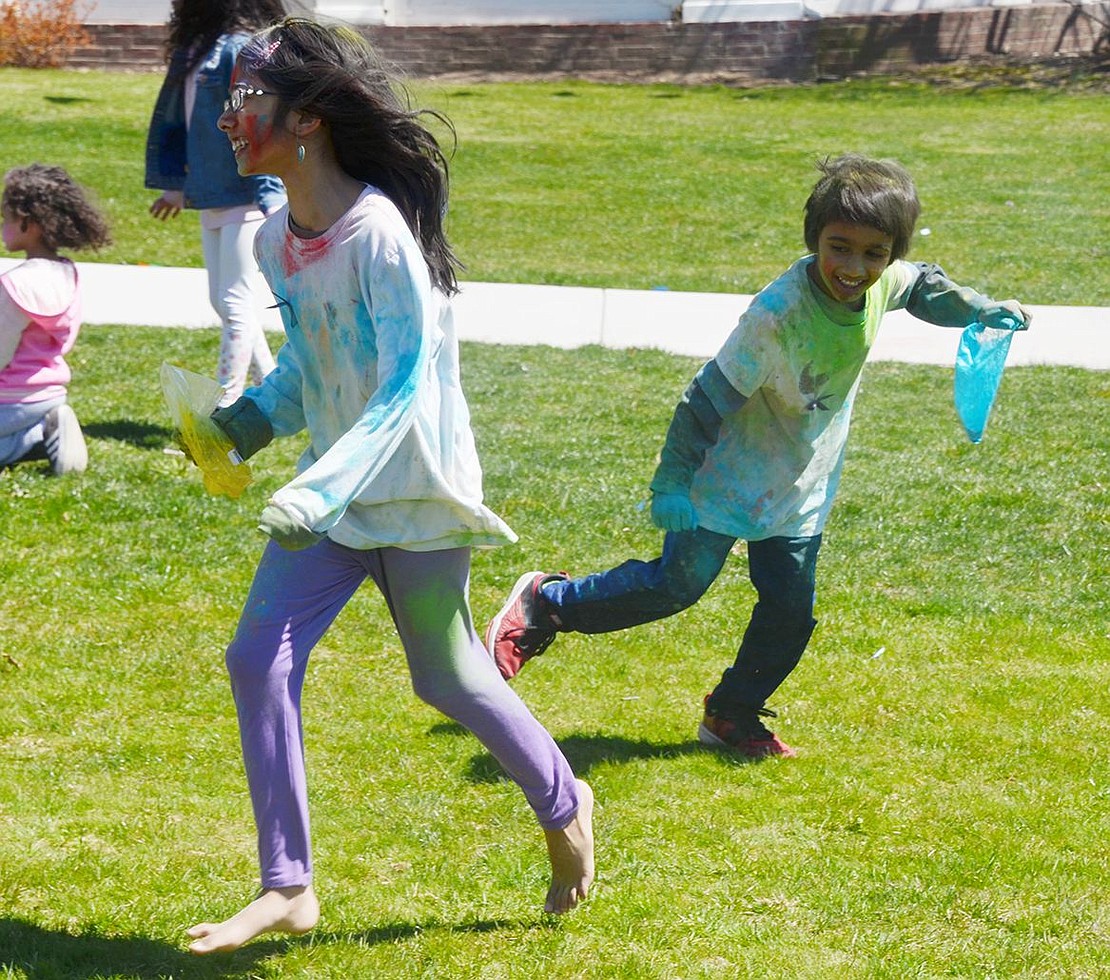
left=237, top=112, right=274, bottom=170
left=750, top=490, right=774, bottom=518
left=281, top=233, right=332, bottom=278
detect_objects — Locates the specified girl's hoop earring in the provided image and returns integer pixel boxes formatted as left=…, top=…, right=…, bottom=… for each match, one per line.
left=297, top=144, right=305, bottom=165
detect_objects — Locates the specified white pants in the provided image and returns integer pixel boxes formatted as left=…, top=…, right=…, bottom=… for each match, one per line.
left=201, top=218, right=276, bottom=406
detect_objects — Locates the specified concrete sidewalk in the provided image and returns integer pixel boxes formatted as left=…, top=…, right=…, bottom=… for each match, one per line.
left=6, top=259, right=1107, bottom=369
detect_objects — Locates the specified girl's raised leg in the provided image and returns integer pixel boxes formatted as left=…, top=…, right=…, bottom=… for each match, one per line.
left=374, top=546, right=594, bottom=912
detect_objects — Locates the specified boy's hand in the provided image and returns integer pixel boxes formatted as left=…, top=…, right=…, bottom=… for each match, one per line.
left=258, top=503, right=324, bottom=550
left=979, top=300, right=1031, bottom=331
left=651, top=492, right=699, bottom=533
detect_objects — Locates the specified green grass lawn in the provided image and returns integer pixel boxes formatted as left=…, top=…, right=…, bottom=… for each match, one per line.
left=1, top=325, right=1107, bottom=978
left=1, top=67, right=1108, bottom=305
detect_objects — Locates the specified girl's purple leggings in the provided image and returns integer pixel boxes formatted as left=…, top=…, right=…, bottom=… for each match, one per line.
left=225, top=538, right=580, bottom=888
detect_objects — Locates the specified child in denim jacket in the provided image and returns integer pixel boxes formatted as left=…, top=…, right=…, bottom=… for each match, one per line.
left=145, top=0, right=287, bottom=405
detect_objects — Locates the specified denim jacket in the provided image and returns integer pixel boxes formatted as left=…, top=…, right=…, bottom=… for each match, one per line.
left=144, top=32, right=285, bottom=213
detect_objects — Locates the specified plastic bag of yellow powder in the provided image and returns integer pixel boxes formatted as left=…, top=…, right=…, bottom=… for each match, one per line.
left=160, top=362, right=252, bottom=499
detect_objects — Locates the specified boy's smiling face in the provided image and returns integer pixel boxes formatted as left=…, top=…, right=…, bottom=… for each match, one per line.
left=810, top=221, right=895, bottom=309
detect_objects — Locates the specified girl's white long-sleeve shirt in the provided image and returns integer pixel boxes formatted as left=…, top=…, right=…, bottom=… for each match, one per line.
left=245, top=185, right=515, bottom=552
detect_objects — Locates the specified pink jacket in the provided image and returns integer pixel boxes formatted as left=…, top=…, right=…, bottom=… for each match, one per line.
left=0, top=258, right=82, bottom=404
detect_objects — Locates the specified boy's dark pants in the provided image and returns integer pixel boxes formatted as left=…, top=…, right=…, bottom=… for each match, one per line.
left=542, top=528, right=821, bottom=714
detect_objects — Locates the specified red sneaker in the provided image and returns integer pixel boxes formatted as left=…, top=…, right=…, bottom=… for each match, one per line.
left=484, top=571, right=565, bottom=680
left=697, top=698, right=796, bottom=759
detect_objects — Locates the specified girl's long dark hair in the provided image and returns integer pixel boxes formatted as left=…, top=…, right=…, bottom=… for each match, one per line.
left=166, top=0, right=289, bottom=71
left=240, top=18, right=461, bottom=295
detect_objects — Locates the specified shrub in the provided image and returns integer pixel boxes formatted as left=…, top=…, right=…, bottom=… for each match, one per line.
left=0, top=0, right=91, bottom=68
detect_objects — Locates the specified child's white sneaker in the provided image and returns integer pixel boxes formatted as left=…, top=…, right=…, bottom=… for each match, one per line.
left=43, top=403, right=88, bottom=475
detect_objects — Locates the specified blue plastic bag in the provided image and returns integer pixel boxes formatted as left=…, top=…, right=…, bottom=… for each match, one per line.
left=954, top=320, right=1016, bottom=444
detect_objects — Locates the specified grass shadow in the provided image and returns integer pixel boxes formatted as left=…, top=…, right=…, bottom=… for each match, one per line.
left=0, top=449, right=47, bottom=473
left=458, top=731, right=708, bottom=784
left=0, top=419, right=172, bottom=472
left=85, top=418, right=174, bottom=449
left=0, top=916, right=278, bottom=980
left=311, top=914, right=550, bottom=947
left=428, top=720, right=468, bottom=737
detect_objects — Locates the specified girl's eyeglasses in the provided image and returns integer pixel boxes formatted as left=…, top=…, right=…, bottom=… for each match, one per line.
left=224, top=85, right=269, bottom=113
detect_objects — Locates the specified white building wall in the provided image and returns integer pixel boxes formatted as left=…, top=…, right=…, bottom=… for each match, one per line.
left=77, top=0, right=1055, bottom=26
left=378, top=1, right=676, bottom=25
left=82, top=0, right=172, bottom=25
left=82, top=1, right=675, bottom=25
left=313, top=2, right=386, bottom=24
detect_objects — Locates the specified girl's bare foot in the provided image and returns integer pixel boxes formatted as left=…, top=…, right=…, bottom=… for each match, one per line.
left=187, top=884, right=320, bottom=954
left=543, top=779, right=595, bottom=914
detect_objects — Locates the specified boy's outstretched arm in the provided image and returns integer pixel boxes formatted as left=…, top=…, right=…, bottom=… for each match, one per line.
left=649, top=360, right=747, bottom=532
left=905, top=263, right=1032, bottom=330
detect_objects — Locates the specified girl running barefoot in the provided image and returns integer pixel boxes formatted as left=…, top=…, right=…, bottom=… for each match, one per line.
left=186, top=17, right=593, bottom=954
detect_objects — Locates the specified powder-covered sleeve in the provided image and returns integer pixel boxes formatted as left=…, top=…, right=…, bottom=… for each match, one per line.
left=242, top=212, right=307, bottom=436
left=879, top=259, right=921, bottom=311
left=267, top=232, right=435, bottom=535
left=713, top=302, right=775, bottom=398
left=245, top=341, right=306, bottom=437
left=885, top=259, right=989, bottom=327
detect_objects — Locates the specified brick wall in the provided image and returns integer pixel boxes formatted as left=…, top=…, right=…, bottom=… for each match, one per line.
left=66, top=5, right=1105, bottom=81
left=70, top=24, right=166, bottom=72
left=813, top=5, right=1104, bottom=78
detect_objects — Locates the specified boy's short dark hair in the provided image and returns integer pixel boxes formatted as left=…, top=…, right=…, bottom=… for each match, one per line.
left=803, top=154, right=920, bottom=261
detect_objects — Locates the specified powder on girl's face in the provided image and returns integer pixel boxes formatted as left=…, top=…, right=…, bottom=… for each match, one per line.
left=239, top=110, right=274, bottom=151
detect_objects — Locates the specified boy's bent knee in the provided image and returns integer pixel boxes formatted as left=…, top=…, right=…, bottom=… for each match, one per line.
left=656, top=565, right=715, bottom=612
